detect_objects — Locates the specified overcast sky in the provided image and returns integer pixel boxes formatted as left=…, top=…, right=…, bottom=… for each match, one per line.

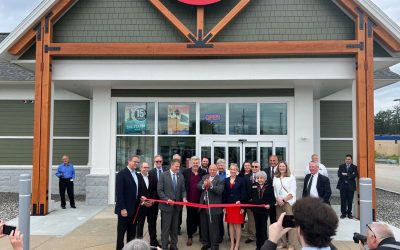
left=0, top=0, right=399, bottom=113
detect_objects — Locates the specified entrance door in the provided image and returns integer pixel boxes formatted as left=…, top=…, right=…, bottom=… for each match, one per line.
left=199, top=140, right=286, bottom=170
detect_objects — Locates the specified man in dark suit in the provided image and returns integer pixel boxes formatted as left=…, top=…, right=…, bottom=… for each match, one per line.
left=136, top=162, right=160, bottom=247
left=303, top=161, right=332, bottom=204
left=243, top=161, right=260, bottom=244
left=200, top=157, right=209, bottom=174
left=265, top=155, right=278, bottom=225
left=115, top=155, right=141, bottom=250
left=182, top=156, right=206, bottom=246
left=198, top=164, right=225, bottom=250
left=157, top=159, right=187, bottom=250
left=336, top=154, right=358, bottom=219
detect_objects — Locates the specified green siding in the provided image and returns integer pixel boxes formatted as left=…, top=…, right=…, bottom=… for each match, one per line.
left=321, top=140, right=353, bottom=169
left=52, top=139, right=89, bottom=165
left=54, top=100, right=90, bottom=137
left=374, top=41, right=391, bottom=57
left=53, top=0, right=354, bottom=43
left=19, top=44, right=36, bottom=60
left=0, top=101, right=34, bottom=136
left=0, top=139, right=33, bottom=165
left=320, top=101, right=352, bottom=138
left=111, top=88, right=294, bottom=97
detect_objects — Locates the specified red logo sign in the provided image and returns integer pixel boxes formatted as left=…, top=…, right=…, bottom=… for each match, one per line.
left=177, top=0, right=221, bottom=6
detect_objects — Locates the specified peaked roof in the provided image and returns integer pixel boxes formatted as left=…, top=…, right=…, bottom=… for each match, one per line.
left=0, top=34, right=35, bottom=81
left=1, top=0, right=400, bottom=59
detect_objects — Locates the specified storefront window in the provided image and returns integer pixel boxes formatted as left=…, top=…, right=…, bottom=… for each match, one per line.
left=158, top=137, right=196, bottom=168
left=200, top=103, right=226, bottom=134
left=117, top=102, right=155, bottom=135
left=158, top=102, right=196, bottom=135
left=229, top=103, right=257, bottom=135
left=116, top=136, right=154, bottom=172
left=260, top=103, right=287, bottom=135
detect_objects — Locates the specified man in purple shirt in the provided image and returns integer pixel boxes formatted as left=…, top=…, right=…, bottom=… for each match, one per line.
left=55, top=155, right=76, bottom=209
left=182, top=156, right=206, bottom=246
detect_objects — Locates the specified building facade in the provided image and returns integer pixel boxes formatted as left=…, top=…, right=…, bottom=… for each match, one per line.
left=1, top=0, right=400, bottom=214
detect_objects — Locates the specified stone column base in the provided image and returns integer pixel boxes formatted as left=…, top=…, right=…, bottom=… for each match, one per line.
left=85, top=174, right=109, bottom=206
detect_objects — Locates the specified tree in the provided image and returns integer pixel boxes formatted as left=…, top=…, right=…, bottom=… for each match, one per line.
left=375, top=104, right=400, bottom=135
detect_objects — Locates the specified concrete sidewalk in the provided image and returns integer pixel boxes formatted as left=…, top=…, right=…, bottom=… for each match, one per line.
left=0, top=203, right=367, bottom=250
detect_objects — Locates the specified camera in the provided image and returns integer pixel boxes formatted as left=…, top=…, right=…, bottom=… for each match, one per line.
left=353, top=232, right=367, bottom=245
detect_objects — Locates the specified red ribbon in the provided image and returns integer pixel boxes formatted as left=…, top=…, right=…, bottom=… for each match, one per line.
left=132, top=198, right=268, bottom=224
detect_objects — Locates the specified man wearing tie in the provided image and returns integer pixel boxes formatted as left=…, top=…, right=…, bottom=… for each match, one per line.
left=265, top=155, right=278, bottom=224
left=198, top=164, right=225, bottom=250
left=115, top=155, right=141, bottom=250
left=136, top=162, right=160, bottom=248
left=157, top=159, right=187, bottom=250
left=336, top=154, right=358, bottom=219
left=243, top=161, right=260, bottom=244
left=303, top=161, right=332, bottom=204
left=216, top=158, right=228, bottom=242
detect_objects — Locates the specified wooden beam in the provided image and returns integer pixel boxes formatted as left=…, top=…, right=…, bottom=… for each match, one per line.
left=9, top=29, right=36, bottom=56
left=48, top=40, right=360, bottom=57
left=374, top=25, right=400, bottom=52
left=365, top=15, right=377, bottom=219
left=148, top=0, right=195, bottom=42
left=50, top=0, right=76, bottom=23
left=31, top=21, right=44, bottom=216
left=196, top=6, right=204, bottom=39
left=205, top=0, right=251, bottom=42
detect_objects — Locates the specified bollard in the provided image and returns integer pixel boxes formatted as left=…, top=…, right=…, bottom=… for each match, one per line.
left=19, top=174, right=31, bottom=250
left=359, top=178, right=373, bottom=236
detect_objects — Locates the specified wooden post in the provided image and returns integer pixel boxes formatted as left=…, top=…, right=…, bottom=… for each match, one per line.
left=31, top=15, right=53, bottom=215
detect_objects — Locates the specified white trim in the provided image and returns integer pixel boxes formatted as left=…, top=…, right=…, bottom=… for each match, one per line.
left=0, top=136, right=33, bottom=139
left=0, top=165, right=90, bottom=170
left=53, top=136, right=90, bottom=140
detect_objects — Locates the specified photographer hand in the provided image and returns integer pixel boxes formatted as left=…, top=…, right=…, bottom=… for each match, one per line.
left=358, top=241, right=366, bottom=250
left=268, top=212, right=291, bottom=244
left=0, top=219, right=5, bottom=238
left=9, top=229, right=23, bottom=250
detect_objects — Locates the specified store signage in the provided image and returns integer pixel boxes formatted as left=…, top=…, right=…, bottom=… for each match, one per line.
left=177, top=0, right=221, bottom=6
left=168, top=105, right=190, bottom=135
left=125, top=104, right=147, bottom=134
left=204, top=113, right=222, bottom=122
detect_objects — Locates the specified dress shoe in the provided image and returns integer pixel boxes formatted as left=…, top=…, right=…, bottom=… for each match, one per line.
left=245, top=239, right=254, bottom=244
left=71, top=205, right=76, bottom=208
left=348, top=214, right=354, bottom=219
left=150, top=240, right=161, bottom=247
left=340, top=214, right=346, bottom=219
left=187, top=238, right=193, bottom=246
left=201, top=246, right=210, bottom=250
left=61, top=206, right=66, bottom=209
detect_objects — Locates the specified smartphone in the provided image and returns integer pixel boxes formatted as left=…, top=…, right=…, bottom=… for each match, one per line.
left=282, top=215, right=295, bottom=228
left=3, top=225, right=17, bottom=235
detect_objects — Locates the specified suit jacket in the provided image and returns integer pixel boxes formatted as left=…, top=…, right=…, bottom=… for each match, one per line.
left=114, top=167, right=139, bottom=216
left=182, top=167, right=206, bottom=193
left=336, top=163, right=358, bottom=191
left=303, top=173, right=332, bottom=204
left=265, top=166, right=277, bottom=186
left=197, top=174, right=225, bottom=215
left=244, top=172, right=257, bottom=201
left=222, top=176, right=247, bottom=204
left=137, top=172, right=157, bottom=200
left=248, top=182, right=276, bottom=214
left=149, top=166, right=167, bottom=199
left=157, top=170, right=186, bottom=212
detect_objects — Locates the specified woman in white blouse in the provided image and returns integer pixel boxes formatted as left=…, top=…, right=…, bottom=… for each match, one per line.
left=273, top=161, right=301, bottom=250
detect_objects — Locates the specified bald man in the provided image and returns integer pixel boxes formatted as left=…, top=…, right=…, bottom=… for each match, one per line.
left=359, top=222, right=400, bottom=250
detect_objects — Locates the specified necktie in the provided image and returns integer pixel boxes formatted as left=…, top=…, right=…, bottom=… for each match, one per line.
left=346, top=164, right=349, bottom=172
left=271, top=168, right=275, bottom=179
left=172, top=173, right=177, bottom=192
left=158, top=169, right=162, bottom=180
left=306, top=174, right=313, bottom=196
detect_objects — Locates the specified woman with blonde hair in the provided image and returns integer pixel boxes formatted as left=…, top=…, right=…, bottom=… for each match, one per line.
left=273, top=161, right=301, bottom=250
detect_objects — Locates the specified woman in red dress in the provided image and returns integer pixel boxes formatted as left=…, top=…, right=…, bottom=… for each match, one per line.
left=223, top=163, right=246, bottom=250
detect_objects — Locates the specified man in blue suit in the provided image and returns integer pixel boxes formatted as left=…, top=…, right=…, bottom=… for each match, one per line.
left=337, top=154, right=358, bottom=219
left=115, top=155, right=141, bottom=250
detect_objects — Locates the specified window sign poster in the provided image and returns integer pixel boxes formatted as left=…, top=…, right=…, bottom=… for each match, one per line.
left=204, top=113, right=222, bottom=122
left=167, top=105, right=190, bottom=135
left=125, top=104, right=147, bottom=134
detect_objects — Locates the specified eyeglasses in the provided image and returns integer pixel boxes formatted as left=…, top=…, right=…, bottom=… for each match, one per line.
left=251, top=165, right=259, bottom=168
left=155, top=161, right=163, bottom=163
left=366, top=224, right=376, bottom=238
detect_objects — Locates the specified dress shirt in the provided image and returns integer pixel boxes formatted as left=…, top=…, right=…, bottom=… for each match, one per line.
left=273, top=175, right=297, bottom=206
left=142, top=173, right=149, bottom=189
left=304, top=162, right=328, bottom=177
left=56, top=163, right=75, bottom=179
left=218, top=171, right=227, bottom=179
left=155, top=166, right=163, bottom=180
left=128, top=167, right=139, bottom=198
left=309, top=173, right=319, bottom=198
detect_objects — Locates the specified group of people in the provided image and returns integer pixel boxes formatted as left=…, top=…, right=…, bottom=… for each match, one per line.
left=114, top=152, right=361, bottom=250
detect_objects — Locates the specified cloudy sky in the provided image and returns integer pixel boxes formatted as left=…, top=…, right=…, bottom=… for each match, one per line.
left=0, top=0, right=399, bottom=113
